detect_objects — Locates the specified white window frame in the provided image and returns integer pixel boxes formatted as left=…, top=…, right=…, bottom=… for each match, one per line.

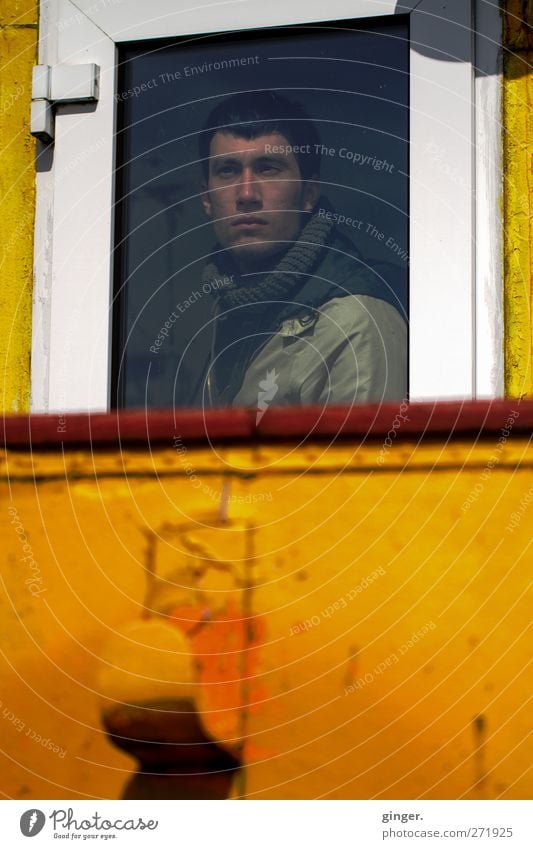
left=31, top=0, right=503, bottom=412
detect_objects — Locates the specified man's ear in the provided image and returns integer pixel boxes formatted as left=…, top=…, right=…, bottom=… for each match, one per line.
left=201, top=181, right=213, bottom=219
left=302, top=175, right=321, bottom=213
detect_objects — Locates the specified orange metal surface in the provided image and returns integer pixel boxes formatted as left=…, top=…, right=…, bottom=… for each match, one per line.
left=1, top=405, right=531, bottom=799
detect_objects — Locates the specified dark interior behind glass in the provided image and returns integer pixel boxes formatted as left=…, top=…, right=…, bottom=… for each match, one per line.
left=113, top=18, right=409, bottom=408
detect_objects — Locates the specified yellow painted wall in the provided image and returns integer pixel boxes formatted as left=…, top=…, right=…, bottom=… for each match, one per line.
left=504, top=0, right=533, bottom=397
left=0, top=0, right=37, bottom=413
left=1, top=436, right=530, bottom=799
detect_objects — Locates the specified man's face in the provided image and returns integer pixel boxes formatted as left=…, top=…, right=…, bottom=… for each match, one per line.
left=201, top=131, right=319, bottom=271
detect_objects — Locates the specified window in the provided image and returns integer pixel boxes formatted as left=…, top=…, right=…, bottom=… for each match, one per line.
left=32, top=0, right=502, bottom=412
left=113, top=20, right=409, bottom=408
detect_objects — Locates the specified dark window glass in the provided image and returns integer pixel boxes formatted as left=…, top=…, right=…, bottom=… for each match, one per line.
left=113, top=18, right=409, bottom=410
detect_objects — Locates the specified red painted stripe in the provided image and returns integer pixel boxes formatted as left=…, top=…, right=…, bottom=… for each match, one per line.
left=1, top=401, right=531, bottom=449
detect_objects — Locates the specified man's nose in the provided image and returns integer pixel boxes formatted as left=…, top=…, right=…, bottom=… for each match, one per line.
left=235, top=169, right=261, bottom=208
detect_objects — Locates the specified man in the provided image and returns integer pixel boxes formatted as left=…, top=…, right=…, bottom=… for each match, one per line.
left=188, top=91, right=407, bottom=410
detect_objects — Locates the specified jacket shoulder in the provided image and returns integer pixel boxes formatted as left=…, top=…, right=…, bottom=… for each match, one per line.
left=318, top=229, right=408, bottom=320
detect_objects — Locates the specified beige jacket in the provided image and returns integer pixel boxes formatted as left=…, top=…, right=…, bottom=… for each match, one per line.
left=231, top=293, right=407, bottom=408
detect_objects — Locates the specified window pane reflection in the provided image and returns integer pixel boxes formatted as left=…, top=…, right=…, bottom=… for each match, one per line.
left=113, top=19, right=409, bottom=410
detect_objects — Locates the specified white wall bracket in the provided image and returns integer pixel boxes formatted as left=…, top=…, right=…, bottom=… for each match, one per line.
left=30, top=63, right=100, bottom=143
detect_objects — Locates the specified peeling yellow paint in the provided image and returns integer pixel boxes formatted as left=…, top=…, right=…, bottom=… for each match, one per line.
left=0, top=2, right=37, bottom=413
left=503, top=2, right=533, bottom=397
left=2, top=436, right=532, bottom=480
left=0, top=0, right=37, bottom=27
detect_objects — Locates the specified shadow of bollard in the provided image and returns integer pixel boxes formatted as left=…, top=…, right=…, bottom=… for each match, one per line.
left=102, top=698, right=241, bottom=799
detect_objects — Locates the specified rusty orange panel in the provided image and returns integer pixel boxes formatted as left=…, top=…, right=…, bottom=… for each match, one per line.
left=0, top=404, right=531, bottom=800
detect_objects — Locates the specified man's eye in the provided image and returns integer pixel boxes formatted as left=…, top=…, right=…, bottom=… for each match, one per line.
left=217, top=165, right=237, bottom=176
left=258, top=164, right=281, bottom=175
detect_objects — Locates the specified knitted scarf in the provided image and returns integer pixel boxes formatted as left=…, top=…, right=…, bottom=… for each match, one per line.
left=201, top=204, right=336, bottom=314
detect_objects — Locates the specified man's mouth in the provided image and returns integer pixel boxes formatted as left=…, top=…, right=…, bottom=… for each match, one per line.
left=232, top=216, right=268, bottom=228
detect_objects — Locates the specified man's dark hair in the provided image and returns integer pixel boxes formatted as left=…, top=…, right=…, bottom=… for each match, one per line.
left=199, top=91, right=321, bottom=181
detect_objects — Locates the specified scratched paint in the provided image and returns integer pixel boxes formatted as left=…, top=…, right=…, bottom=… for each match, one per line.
left=472, top=714, right=488, bottom=799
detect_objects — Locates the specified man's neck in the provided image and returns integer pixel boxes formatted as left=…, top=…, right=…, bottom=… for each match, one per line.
left=228, top=243, right=294, bottom=277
